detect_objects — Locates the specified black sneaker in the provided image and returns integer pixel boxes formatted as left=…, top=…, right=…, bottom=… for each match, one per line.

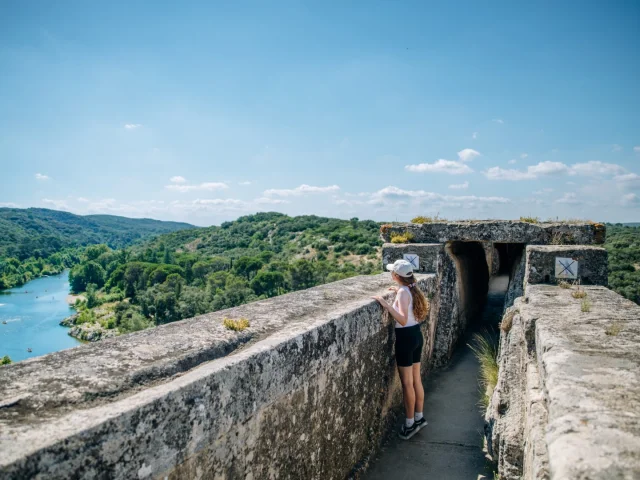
left=398, top=422, right=419, bottom=440
left=414, top=417, right=428, bottom=430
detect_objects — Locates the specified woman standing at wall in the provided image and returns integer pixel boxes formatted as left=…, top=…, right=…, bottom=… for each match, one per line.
left=372, top=259, right=430, bottom=440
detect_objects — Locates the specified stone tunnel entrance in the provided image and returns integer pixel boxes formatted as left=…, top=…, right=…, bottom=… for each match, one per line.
left=446, top=241, right=490, bottom=327
left=494, top=242, right=525, bottom=276
left=446, top=241, right=525, bottom=335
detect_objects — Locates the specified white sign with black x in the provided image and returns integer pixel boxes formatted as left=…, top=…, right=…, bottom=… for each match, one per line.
left=555, top=257, right=578, bottom=279
left=403, top=254, right=420, bottom=271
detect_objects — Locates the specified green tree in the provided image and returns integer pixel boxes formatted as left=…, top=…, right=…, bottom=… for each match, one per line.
left=206, top=271, right=230, bottom=298
left=233, top=256, right=264, bottom=280
left=86, top=244, right=110, bottom=261
left=289, top=259, right=316, bottom=290
left=251, top=270, right=285, bottom=297
left=1, top=355, right=11, bottom=365
left=212, top=276, right=256, bottom=310
left=86, top=283, right=99, bottom=308
left=69, top=261, right=106, bottom=292
left=163, top=247, right=172, bottom=264
left=123, top=262, right=147, bottom=298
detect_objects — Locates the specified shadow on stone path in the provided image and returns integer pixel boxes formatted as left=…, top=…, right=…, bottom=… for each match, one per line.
left=362, top=275, right=508, bottom=480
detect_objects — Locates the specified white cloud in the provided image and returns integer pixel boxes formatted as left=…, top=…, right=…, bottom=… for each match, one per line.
left=42, top=198, right=69, bottom=210
left=520, top=153, right=528, bottom=159
left=0, top=202, right=20, bottom=208
left=449, top=181, right=469, bottom=190
left=77, top=197, right=89, bottom=203
left=238, top=181, right=252, bottom=186
left=634, top=146, right=640, bottom=153
left=457, top=148, right=481, bottom=162
left=508, top=159, right=517, bottom=165
left=484, top=166, right=533, bottom=181
left=533, top=188, right=553, bottom=195
left=264, top=184, right=340, bottom=197
left=472, top=132, right=478, bottom=140
left=485, top=161, right=626, bottom=181
left=571, top=161, right=625, bottom=176
left=35, top=173, right=50, bottom=181
left=622, top=193, right=639, bottom=206
left=614, top=173, right=640, bottom=189
left=124, top=124, right=142, bottom=129
left=556, top=193, right=580, bottom=204
left=254, top=197, right=289, bottom=204
left=614, top=173, right=640, bottom=182
left=492, top=119, right=504, bottom=124
left=165, top=182, right=229, bottom=192
left=612, top=144, right=622, bottom=152
left=192, top=198, right=245, bottom=206
left=170, top=176, right=187, bottom=184
left=406, top=159, right=473, bottom=175
left=368, top=186, right=509, bottom=209
left=528, top=161, right=572, bottom=176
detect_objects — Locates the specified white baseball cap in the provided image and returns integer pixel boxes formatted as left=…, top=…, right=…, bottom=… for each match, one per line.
left=386, top=259, right=414, bottom=277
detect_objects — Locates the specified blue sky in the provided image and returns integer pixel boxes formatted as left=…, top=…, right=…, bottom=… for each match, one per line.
left=1, top=1, right=639, bottom=226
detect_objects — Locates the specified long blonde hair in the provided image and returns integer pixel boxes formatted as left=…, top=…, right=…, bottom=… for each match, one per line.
left=395, top=273, right=430, bottom=321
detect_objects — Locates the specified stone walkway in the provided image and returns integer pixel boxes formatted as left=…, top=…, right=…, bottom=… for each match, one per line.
left=363, top=276, right=508, bottom=480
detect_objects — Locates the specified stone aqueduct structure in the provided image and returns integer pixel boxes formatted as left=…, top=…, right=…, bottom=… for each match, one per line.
left=1, top=221, right=638, bottom=479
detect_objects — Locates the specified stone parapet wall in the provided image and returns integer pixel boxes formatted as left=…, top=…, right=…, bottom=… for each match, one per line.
left=380, top=220, right=605, bottom=245
left=0, top=274, right=444, bottom=480
left=485, top=285, right=640, bottom=479
left=524, top=245, right=608, bottom=286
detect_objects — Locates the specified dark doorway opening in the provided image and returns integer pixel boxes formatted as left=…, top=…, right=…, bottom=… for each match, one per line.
left=447, top=241, right=490, bottom=325
left=494, top=243, right=525, bottom=276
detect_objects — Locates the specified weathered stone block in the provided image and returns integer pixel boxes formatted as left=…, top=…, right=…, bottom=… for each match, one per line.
left=381, top=243, right=443, bottom=273
left=380, top=220, right=605, bottom=245
left=525, top=245, right=608, bottom=286
left=486, top=285, right=640, bottom=480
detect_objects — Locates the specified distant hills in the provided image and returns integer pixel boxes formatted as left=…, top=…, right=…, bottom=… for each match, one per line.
left=0, top=208, right=195, bottom=260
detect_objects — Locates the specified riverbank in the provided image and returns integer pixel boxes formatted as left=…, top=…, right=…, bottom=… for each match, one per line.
left=0, top=271, right=81, bottom=362
left=65, top=294, right=85, bottom=305
left=60, top=312, right=117, bottom=342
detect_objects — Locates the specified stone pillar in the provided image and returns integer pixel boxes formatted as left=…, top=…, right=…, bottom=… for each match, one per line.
left=524, top=245, right=608, bottom=286
left=381, top=243, right=444, bottom=273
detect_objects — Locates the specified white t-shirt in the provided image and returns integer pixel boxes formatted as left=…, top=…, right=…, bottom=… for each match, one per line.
left=392, top=286, right=418, bottom=328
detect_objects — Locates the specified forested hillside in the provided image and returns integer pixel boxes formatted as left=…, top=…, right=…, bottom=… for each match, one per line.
left=0, top=208, right=194, bottom=289
left=606, top=223, right=640, bottom=305
left=62, top=212, right=382, bottom=338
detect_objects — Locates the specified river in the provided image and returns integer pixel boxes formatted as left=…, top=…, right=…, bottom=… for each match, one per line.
left=0, top=271, right=81, bottom=363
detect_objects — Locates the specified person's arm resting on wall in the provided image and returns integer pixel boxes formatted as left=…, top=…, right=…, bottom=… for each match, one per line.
left=372, top=289, right=410, bottom=326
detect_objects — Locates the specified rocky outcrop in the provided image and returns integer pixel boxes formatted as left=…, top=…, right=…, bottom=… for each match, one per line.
left=486, top=285, right=640, bottom=479
left=381, top=220, right=605, bottom=245
left=60, top=314, right=118, bottom=342
left=68, top=323, right=117, bottom=342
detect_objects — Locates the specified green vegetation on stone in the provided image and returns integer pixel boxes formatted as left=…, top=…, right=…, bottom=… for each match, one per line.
left=1, top=355, right=11, bottom=365
left=390, top=232, right=415, bottom=244
left=410, top=215, right=444, bottom=224
left=580, top=296, right=592, bottom=312
left=223, top=318, right=250, bottom=331
left=468, top=330, right=499, bottom=409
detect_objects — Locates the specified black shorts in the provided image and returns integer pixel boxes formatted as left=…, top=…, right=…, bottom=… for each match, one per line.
left=395, top=324, right=424, bottom=367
